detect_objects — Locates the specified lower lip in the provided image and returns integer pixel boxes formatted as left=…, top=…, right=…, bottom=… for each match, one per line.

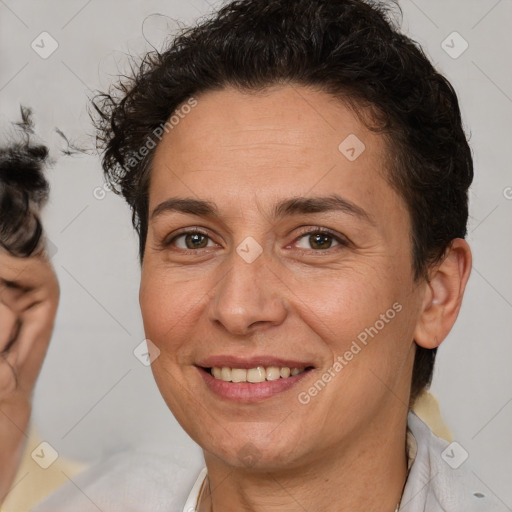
left=197, top=367, right=312, bottom=402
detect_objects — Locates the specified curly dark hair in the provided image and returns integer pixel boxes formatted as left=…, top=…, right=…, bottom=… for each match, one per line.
left=93, top=0, right=473, bottom=404
left=0, top=107, right=50, bottom=257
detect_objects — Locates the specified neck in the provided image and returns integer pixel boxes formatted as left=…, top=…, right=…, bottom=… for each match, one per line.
left=199, top=410, right=409, bottom=512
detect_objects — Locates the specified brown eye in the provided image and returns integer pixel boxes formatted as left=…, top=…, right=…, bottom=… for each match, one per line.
left=188, top=233, right=208, bottom=249
left=308, top=233, right=335, bottom=250
left=165, top=230, right=215, bottom=251
left=294, top=229, right=348, bottom=251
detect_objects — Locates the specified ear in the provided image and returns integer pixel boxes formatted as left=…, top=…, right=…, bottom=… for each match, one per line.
left=414, top=238, right=472, bottom=350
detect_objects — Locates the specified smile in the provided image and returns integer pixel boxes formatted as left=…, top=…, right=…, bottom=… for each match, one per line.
left=197, top=361, right=314, bottom=402
left=209, top=366, right=306, bottom=382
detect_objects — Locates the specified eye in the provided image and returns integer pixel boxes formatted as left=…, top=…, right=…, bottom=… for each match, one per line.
left=167, top=230, right=216, bottom=250
left=162, top=227, right=348, bottom=253
left=293, top=228, right=348, bottom=251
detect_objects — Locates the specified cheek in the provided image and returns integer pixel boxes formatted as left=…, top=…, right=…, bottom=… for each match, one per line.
left=294, top=277, right=415, bottom=418
left=139, top=266, right=204, bottom=357
left=291, top=267, right=399, bottom=350
left=139, top=272, right=204, bottom=412
left=289, top=263, right=417, bottom=411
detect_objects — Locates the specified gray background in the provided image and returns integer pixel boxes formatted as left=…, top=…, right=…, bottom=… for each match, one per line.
left=1, top=0, right=511, bottom=506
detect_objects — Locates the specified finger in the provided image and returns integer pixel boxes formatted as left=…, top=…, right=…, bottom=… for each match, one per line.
left=0, top=353, right=17, bottom=402
left=0, top=251, right=55, bottom=291
left=7, top=301, right=56, bottom=396
left=0, top=253, right=34, bottom=284
left=0, top=301, right=19, bottom=353
left=0, top=282, right=44, bottom=315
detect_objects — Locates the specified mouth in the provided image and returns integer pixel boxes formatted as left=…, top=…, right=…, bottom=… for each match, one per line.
left=195, top=359, right=315, bottom=402
left=207, top=365, right=313, bottom=383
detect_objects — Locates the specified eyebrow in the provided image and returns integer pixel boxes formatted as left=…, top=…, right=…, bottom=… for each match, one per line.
left=151, top=194, right=375, bottom=225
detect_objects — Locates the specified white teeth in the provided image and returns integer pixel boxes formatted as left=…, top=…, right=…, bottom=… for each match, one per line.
left=247, top=367, right=266, bottom=383
left=231, top=368, right=247, bottom=382
left=280, top=367, right=291, bottom=378
left=210, top=365, right=306, bottom=382
left=221, top=367, right=232, bottom=381
left=266, top=366, right=281, bottom=381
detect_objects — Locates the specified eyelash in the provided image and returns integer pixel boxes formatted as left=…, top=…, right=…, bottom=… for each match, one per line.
left=163, top=227, right=349, bottom=254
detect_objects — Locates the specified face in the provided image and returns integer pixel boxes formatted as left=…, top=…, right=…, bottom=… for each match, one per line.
left=139, top=85, right=426, bottom=470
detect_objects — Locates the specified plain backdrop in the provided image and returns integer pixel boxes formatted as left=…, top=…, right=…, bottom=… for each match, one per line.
left=1, top=0, right=511, bottom=506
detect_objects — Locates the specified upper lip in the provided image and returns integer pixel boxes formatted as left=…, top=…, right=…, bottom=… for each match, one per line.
left=197, top=355, right=315, bottom=370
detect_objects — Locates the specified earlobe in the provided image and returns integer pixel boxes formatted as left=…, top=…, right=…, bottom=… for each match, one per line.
left=413, top=239, right=472, bottom=350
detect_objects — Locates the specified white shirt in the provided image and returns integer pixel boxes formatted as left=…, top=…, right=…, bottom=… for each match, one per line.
left=32, top=412, right=507, bottom=512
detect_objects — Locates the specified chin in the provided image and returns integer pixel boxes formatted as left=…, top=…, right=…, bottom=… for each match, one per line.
left=200, top=425, right=308, bottom=471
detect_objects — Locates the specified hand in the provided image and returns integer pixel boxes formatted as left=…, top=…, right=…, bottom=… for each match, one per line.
left=0, top=246, right=59, bottom=502
left=0, top=106, right=56, bottom=503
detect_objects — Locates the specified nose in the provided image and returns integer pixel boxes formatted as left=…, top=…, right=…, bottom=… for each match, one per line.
left=208, top=245, right=288, bottom=336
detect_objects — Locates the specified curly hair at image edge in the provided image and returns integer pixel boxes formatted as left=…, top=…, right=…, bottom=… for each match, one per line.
left=0, top=107, right=50, bottom=257
left=91, top=0, right=474, bottom=404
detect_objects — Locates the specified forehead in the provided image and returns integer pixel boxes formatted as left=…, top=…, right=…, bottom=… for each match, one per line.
left=149, top=85, right=400, bottom=220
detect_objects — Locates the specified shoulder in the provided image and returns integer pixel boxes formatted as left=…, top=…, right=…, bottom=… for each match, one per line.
left=402, top=411, right=508, bottom=512
left=30, top=449, right=203, bottom=512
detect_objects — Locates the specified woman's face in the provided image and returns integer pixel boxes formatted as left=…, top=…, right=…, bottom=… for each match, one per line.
left=139, top=85, right=426, bottom=470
